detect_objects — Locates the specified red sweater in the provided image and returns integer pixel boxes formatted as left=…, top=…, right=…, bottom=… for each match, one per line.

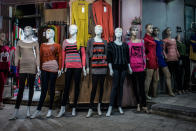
left=0, top=45, right=10, bottom=71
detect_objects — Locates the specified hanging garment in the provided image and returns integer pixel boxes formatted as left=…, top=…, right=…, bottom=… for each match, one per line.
left=155, top=40, right=167, bottom=67
left=88, top=3, right=96, bottom=37
left=71, top=0, right=89, bottom=49
left=92, top=0, right=114, bottom=42
left=144, top=34, right=158, bottom=69
left=163, top=38, right=180, bottom=62
left=0, top=45, right=10, bottom=71
left=190, top=34, right=196, bottom=60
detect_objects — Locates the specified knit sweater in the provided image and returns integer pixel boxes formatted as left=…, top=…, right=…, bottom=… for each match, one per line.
left=40, top=43, right=62, bottom=72
left=15, top=40, right=40, bottom=74
left=62, top=40, right=86, bottom=69
left=0, top=45, right=10, bottom=71
left=86, top=38, right=107, bottom=75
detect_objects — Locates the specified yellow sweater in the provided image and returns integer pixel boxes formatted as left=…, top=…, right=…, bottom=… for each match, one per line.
left=71, top=0, right=89, bottom=49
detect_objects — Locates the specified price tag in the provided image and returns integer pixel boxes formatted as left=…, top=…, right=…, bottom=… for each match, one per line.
left=82, top=7, right=85, bottom=13
left=104, top=6, right=107, bottom=12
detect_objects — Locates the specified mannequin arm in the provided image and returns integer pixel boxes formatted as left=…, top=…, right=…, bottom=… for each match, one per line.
left=108, top=63, right=114, bottom=76
left=128, top=64, right=133, bottom=74
left=83, top=66, right=87, bottom=76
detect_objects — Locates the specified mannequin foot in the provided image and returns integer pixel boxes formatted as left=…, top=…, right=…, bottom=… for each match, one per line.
left=86, top=109, right=93, bottom=118
left=56, top=106, right=65, bottom=118
left=46, top=110, right=52, bottom=118
left=169, top=92, right=175, bottom=97
left=30, top=110, right=41, bottom=119
left=178, top=91, right=182, bottom=95
left=106, top=106, right=112, bottom=117
left=142, top=107, right=149, bottom=113
left=118, top=107, right=124, bottom=114
left=97, top=103, right=102, bottom=116
left=72, top=108, right=76, bottom=116
left=26, top=106, right=31, bottom=118
left=137, top=104, right=141, bottom=112
left=146, top=95, right=152, bottom=100
left=9, top=109, right=19, bottom=120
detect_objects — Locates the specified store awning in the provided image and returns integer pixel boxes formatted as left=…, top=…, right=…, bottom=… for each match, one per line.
left=1, top=0, right=68, bottom=5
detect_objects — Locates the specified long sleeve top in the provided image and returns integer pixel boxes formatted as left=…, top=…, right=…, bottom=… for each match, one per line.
left=107, top=42, right=130, bottom=70
left=0, top=45, right=10, bottom=71
left=127, top=40, right=146, bottom=72
left=92, top=0, right=114, bottom=42
left=40, top=43, right=62, bottom=72
left=163, top=38, right=180, bottom=62
left=62, top=40, right=86, bottom=69
left=144, top=34, right=158, bottom=69
left=15, top=40, right=40, bottom=74
left=155, top=40, right=167, bottom=67
left=176, top=40, right=187, bottom=57
left=71, top=0, right=89, bottom=48
left=86, top=38, right=108, bottom=75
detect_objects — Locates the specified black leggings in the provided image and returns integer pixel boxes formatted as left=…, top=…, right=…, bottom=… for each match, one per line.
left=89, top=74, right=106, bottom=108
left=167, top=61, right=181, bottom=91
left=61, top=68, right=82, bottom=108
left=15, top=73, right=35, bottom=109
left=37, top=70, right=57, bottom=110
left=130, top=71, right=146, bottom=107
left=110, top=69, right=126, bottom=107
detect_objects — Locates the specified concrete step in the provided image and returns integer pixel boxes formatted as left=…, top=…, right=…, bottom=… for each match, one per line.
left=151, top=103, right=196, bottom=122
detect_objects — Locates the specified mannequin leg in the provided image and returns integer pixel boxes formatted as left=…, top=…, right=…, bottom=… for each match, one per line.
left=174, top=61, right=182, bottom=94
left=0, top=72, right=5, bottom=108
left=162, top=67, right=175, bottom=96
left=152, top=69, right=159, bottom=97
left=98, top=75, right=105, bottom=115
left=144, top=69, right=154, bottom=99
left=138, top=71, right=147, bottom=108
left=72, top=68, right=82, bottom=116
left=89, top=75, right=99, bottom=109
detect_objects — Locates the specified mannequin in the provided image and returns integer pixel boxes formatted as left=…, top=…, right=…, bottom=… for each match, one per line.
left=162, top=27, right=180, bottom=94
left=106, top=28, right=132, bottom=117
left=86, top=25, right=108, bottom=117
left=56, top=25, right=86, bottom=117
left=10, top=26, right=40, bottom=120
left=31, top=28, right=62, bottom=119
left=153, top=27, right=175, bottom=97
left=0, top=33, right=10, bottom=109
left=144, top=24, right=159, bottom=100
left=127, top=25, right=148, bottom=112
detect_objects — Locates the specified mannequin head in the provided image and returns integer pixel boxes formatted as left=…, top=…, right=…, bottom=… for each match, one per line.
left=46, top=28, right=55, bottom=40
left=145, top=24, right=153, bottom=35
left=176, top=33, right=181, bottom=41
left=69, top=25, right=78, bottom=36
left=163, top=27, right=172, bottom=39
left=95, top=25, right=103, bottom=35
left=115, top=28, right=123, bottom=38
left=129, top=25, right=139, bottom=37
left=24, top=26, right=33, bottom=37
left=153, top=27, right=160, bottom=37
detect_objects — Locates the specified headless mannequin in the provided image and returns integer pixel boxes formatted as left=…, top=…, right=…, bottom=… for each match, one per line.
left=86, top=25, right=106, bottom=117
left=129, top=26, right=148, bottom=112
left=57, top=25, right=86, bottom=118
left=153, top=28, right=175, bottom=97
left=106, top=28, right=132, bottom=117
left=31, top=29, right=61, bottom=119
left=144, top=24, right=159, bottom=100
left=10, top=26, right=40, bottom=120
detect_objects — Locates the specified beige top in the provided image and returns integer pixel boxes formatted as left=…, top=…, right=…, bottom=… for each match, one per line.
left=15, top=40, right=40, bottom=74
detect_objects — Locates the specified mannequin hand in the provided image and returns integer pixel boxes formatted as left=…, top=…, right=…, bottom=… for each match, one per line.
left=179, top=60, right=183, bottom=65
left=37, top=67, right=41, bottom=77
left=128, top=67, right=133, bottom=74
left=64, top=68, right=67, bottom=73
left=83, top=67, right=87, bottom=76
left=86, top=68, right=90, bottom=74
left=58, top=70, right=62, bottom=77
left=110, top=69, right=114, bottom=76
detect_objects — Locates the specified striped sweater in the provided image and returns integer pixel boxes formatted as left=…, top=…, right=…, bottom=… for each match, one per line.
left=62, top=40, right=86, bottom=69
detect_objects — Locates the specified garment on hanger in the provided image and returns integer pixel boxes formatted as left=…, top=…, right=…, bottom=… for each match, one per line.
left=92, top=0, right=114, bottom=42
left=62, top=40, right=86, bottom=69
left=144, top=34, right=158, bottom=69
left=163, top=38, right=180, bottom=62
left=155, top=40, right=167, bottom=67
left=71, top=0, right=89, bottom=49
left=88, top=3, right=96, bottom=37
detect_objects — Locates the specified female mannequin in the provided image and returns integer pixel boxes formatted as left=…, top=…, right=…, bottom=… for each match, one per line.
left=56, top=25, right=86, bottom=117
left=163, top=27, right=180, bottom=94
left=127, top=25, right=148, bottom=112
left=0, top=33, right=10, bottom=109
left=153, top=27, right=175, bottom=97
left=176, top=32, right=188, bottom=93
left=106, top=28, right=132, bottom=117
left=86, top=25, right=108, bottom=117
left=10, top=26, right=40, bottom=120
left=144, top=24, right=159, bottom=100
left=31, top=28, right=62, bottom=119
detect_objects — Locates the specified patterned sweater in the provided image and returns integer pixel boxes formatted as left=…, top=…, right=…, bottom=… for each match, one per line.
left=0, top=45, right=10, bottom=71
